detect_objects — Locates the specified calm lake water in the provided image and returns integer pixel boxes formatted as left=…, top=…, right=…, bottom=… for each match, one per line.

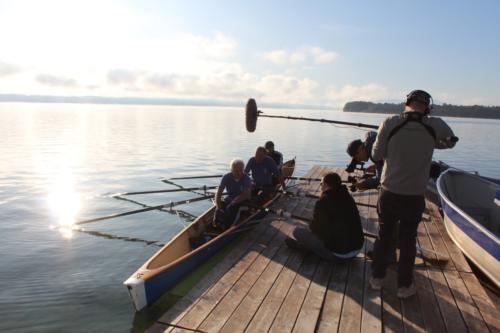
left=1, top=102, right=499, bottom=332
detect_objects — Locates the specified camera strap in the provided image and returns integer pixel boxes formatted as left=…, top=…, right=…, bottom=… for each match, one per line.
left=387, top=112, right=436, bottom=143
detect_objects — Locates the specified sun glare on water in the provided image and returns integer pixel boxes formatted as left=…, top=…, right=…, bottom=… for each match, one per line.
left=47, top=171, right=81, bottom=239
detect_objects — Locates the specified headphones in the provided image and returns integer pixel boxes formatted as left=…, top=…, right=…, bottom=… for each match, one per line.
left=406, top=90, right=433, bottom=114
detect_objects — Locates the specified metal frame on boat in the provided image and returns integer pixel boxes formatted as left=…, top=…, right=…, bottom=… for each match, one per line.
left=437, top=169, right=500, bottom=288
left=124, top=159, right=296, bottom=311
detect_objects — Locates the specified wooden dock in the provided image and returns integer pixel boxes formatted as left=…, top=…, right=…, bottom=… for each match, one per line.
left=147, top=166, right=500, bottom=333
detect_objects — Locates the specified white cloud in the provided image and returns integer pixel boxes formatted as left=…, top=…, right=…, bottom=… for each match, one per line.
left=263, top=46, right=338, bottom=65
left=36, top=74, right=78, bottom=88
left=0, top=61, right=21, bottom=77
left=107, top=69, right=143, bottom=86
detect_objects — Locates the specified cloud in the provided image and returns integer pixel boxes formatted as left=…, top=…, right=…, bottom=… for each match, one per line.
left=107, top=69, right=142, bottom=85
left=263, top=46, right=338, bottom=65
left=36, top=74, right=78, bottom=88
left=0, top=61, right=21, bottom=77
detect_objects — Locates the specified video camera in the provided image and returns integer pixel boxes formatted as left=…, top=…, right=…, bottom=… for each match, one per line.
left=345, top=159, right=365, bottom=173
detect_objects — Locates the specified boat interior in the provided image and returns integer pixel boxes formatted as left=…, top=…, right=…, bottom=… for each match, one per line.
left=442, top=171, right=500, bottom=236
left=145, top=160, right=296, bottom=271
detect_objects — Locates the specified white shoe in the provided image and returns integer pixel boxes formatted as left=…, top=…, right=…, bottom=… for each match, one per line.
left=397, top=282, right=416, bottom=298
left=369, top=276, right=383, bottom=290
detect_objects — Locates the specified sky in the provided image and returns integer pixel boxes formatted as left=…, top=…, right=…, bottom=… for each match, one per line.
left=0, top=0, right=499, bottom=107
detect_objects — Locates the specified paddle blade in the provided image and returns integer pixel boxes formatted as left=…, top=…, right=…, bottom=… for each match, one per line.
left=246, top=98, right=258, bottom=132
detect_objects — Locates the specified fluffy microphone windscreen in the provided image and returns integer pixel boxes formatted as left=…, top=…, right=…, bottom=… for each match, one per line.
left=245, top=98, right=258, bottom=132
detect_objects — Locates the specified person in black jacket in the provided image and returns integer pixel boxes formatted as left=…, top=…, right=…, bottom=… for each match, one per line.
left=285, top=172, right=364, bottom=261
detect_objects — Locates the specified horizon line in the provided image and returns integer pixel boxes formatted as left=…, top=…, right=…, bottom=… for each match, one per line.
left=0, top=93, right=337, bottom=111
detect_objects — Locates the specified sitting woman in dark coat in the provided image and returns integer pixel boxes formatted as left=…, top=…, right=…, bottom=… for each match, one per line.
left=286, top=172, right=364, bottom=260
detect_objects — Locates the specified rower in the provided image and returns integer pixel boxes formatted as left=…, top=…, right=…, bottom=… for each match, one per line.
left=213, top=159, right=252, bottom=230
left=245, top=146, right=285, bottom=203
left=265, top=141, right=283, bottom=169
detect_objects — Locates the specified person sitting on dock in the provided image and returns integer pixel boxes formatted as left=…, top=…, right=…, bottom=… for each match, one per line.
left=245, top=146, right=285, bottom=202
left=285, top=172, right=364, bottom=261
left=265, top=141, right=283, bottom=169
left=213, top=159, right=252, bottom=229
left=346, top=131, right=383, bottom=191
left=369, top=89, right=456, bottom=298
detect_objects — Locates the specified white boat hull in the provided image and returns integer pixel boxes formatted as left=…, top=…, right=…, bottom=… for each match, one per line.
left=437, top=169, right=500, bottom=288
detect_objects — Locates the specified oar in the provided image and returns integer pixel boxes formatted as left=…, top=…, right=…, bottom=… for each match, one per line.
left=284, top=191, right=377, bottom=209
left=104, top=185, right=218, bottom=197
left=248, top=204, right=449, bottom=262
left=73, top=227, right=165, bottom=247
left=161, top=179, right=210, bottom=197
left=114, top=196, right=197, bottom=221
left=167, top=174, right=223, bottom=180
left=75, top=194, right=214, bottom=226
left=285, top=176, right=321, bottom=182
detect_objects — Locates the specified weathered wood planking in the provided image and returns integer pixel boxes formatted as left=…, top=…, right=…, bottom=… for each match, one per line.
left=148, top=166, right=499, bottom=333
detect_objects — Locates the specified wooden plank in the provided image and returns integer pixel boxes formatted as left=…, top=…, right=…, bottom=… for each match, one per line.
left=358, top=188, right=382, bottom=333
left=337, top=257, right=365, bottom=332
left=429, top=202, right=472, bottom=273
left=243, top=250, right=306, bottom=332
left=268, top=254, right=320, bottom=333
left=443, top=269, right=490, bottom=333
left=361, top=259, right=383, bottom=333
left=460, top=272, right=500, bottom=333
left=169, top=219, right=285, bottom=331
left=420, top=226, right=466, bottom=332
left=158, top=215, right=275, bottom=329
left=316, top=261, right=350, bottom=332
left=413, top=266, right=447, bottom=333
left=381, top=269, right=403, bottom=333
left=400, top=288, right=426, bottom=333
left=360, top=189, right=383, bottom=333
left=423, top=211, right=456, bottom=271
left=425, top=267, right=468, bottom=333
left=417, top=218, right=468, bottom=333
left=197, top=221, right=293, bottom=332
left=292, top=260, right=332, bottom=332
left=424, top=205, right=490, bottom=332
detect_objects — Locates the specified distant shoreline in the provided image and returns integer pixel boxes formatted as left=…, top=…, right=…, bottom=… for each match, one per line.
left=0, top=93, right=331, bottom=111
left=343, top=101, right=500, bottom=119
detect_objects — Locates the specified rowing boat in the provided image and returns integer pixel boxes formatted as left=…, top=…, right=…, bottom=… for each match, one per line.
left=124, top=159, right=296, bottom=311
left=437, top=169, right=500, bottom=288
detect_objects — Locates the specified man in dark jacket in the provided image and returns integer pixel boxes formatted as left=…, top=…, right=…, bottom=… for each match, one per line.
left=285, top=172, right=364, bottom=260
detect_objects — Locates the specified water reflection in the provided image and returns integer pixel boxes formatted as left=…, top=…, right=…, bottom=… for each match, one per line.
left=47, top=170, right=81, bottom=239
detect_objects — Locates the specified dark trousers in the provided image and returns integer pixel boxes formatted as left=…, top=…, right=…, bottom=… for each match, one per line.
left=214, top=201, right=246, bottom=228
left=372, top=190, right=425, bottom=287
left=251, top=186, right=274, bottom=205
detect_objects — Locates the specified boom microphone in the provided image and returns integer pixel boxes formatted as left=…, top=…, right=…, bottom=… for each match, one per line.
left=245, top=98, right=258, bottom=132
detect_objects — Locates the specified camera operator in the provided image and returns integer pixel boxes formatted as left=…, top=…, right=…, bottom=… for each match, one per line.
left=346, top=131, right=383, bottom=190
left=369, top=89, right=456, bottom=298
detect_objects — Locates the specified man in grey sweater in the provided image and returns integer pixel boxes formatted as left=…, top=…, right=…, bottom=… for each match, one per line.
left=369, top=90, right=456, bottom=298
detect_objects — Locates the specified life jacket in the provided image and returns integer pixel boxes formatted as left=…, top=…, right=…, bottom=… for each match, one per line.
left=387, top=112, right=436, bottom=143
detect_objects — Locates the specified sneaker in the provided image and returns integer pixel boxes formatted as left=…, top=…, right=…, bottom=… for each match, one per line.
left=369, top=276, right=383, bottom=290
left=397, top=282, right=416, bottom=298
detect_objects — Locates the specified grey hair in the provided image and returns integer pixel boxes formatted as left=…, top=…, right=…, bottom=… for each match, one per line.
left=230, top=158, right=245, bottom=170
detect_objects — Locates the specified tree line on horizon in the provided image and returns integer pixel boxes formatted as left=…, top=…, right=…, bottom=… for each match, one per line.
left=343, top=101, right=500, bottom=119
